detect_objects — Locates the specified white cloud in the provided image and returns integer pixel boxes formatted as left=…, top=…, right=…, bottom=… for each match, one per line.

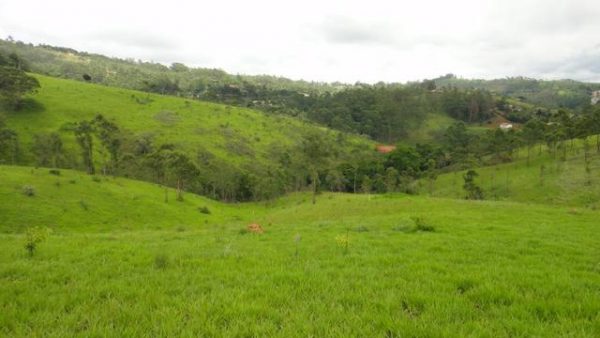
left=0, top=0, right=599, bottom=83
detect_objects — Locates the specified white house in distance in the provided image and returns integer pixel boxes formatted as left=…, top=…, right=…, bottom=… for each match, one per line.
left=499, top=122, right=513, bottom=130
left=592, top=90, right=600, bottom=105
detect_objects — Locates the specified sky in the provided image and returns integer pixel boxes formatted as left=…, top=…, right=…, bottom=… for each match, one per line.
left=1, top=0, right=599, bottom=83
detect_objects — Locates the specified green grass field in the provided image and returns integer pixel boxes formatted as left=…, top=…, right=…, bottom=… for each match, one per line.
left=1, top=165, right=599, bottom=336
left=429, top=143, right=600, bottom=208
left=2, top=74, right=371, bottom=168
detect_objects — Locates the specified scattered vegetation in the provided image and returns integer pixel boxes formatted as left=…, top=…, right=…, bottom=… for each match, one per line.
left=23, top=226, right=50, bottom=256
left=21, top=185, right=35, bottom=196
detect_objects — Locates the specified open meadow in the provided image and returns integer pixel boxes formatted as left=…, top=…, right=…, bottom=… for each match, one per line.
left=1, top=165, right=599, bottom=336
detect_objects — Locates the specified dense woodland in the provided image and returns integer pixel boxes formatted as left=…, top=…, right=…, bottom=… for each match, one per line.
left=2, top=42, right=600, bottom=203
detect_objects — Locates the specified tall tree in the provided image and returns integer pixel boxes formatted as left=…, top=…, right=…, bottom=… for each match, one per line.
left=31, top=132, right=64, bottom=168
left=0, top=66, right=40, bottom=109
left=73, top=121, right=95, bottom=174
left=298, top=130, right=335, bottom=204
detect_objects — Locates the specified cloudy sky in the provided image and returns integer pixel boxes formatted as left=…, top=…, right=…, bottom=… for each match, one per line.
left=1, top=0, right=599, bottom=83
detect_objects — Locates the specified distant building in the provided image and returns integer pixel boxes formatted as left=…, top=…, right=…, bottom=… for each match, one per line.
left=499, top=122, right=513, bottom=130
left=376, top=144, right=396, bottom=154
left=592, top=91, right=600, bottom=105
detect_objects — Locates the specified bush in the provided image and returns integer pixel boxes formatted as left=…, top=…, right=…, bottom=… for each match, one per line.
left=393, top=217, right=435, bottom=233
left=24, top=226, right=50, bottom=256
left=91, top=176, right=101, bottom=183
left=48, top=169, right=61, bottom=176
left=79, top=200, right=89, bottom=211
left=154, top=254, right=169, bottom=269
left=413, top=217, right=435, bottom=232
left=198, top=206, right=211, bottom=214
left=22, top=185, right=35, bottom=197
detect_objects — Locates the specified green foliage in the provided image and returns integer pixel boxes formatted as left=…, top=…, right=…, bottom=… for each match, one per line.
left=0, top=128, right=19, bottom=164
left=0, top=66, right=40, bottom=109
left=21, top=185, right=35, bottom=197
left=463, top=170, right=484, bottom=200
left=153, top=253, right=169, bottom=270
left=32, top=132, right=64, bottom=168
left=434, top=75, right=600, bottom=110
left=24, top=226, right=50, bottom=256
left=73, top=121, right=95, bottom=174
left=198, top=206, right=211, bottom=214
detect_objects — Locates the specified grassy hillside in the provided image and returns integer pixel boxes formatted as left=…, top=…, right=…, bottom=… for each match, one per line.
left=3, top=74, right=370, bottom=167
left=0, top=166, right=249, bottom=233
left=1, top=165, right=599, bottom=336
left=428, top=142, right=600, bottom=208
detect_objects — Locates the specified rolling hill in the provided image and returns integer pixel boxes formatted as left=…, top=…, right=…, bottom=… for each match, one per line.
left=0, top=164, right=598, bottom=336
left=428, top=141, right=600, bottom=208
left=3, top=74, right=370, bottom=166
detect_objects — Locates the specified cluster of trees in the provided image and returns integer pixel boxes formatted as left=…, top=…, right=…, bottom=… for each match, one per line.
left=0, top=50, right=40, bottom=166
left=0, top=50, right=39, bottom=110
left=434, top=74, right=600, bottom=110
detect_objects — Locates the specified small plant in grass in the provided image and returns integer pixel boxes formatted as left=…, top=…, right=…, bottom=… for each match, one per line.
left=154, top=254, right=169, bottom=269
left=335, top=230, right=350, bottom=254
left=91, top=176, right=101, bottom=183
left=412, top=217, right=435, bottom=232
left=393, top=217, right=435, bottom=233
left=198, top=206, right=211, bottom=214
left=238, top=228, right=250, bottom=235
left=24, top=226, right=50, bottom=256
left=48, top=169, right=61, bottom=176
left=22, top=185, right=36, bottom=197
left=354, top=225, right=369, bottom=232
left=294, top=233, right=301, bottom=257
left=79, top=200, right=89, bottom=211
left=456, top=279, right=476, bottom=294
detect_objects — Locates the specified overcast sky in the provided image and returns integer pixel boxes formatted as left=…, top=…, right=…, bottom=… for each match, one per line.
left=1, top=0, right=599, bottom=83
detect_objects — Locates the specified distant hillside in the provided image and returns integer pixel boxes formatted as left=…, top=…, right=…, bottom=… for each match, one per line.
left=1, top=74, right=373, bottom=201
left=433, top=74, right=600, bottom=110
left=0, top=39, right=342, bottom=96
left=1, top=38, right=566, bottom=144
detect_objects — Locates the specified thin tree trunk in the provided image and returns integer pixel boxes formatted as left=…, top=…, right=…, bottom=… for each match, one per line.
left=176, top=178, right=183, bottom=201
left=311, top=170, right=317, bottom=204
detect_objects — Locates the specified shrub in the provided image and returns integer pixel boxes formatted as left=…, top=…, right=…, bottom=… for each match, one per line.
left=24, top=226, right=50, bottom=256
left=198, top=206, right=211, bottom=214
left=335, top=231, right=350, bottom=254
left=354, top=225, right=369, bottom=232
left=413, top=217, right=435, bottom=232
left=49, top=169, right=61, bottom=176
left=79, top=200, right=89, bottom=211
left=22, top=185, right=35, bottom=197
left=456, top=279, right=476, bottom=294
left=393, top=217, right=435, bottom=233
left=238, top=228, right=249, bottom=235
left=91, top=176, right=101, bottom=183
left=154, top=254, right=169, bottom=269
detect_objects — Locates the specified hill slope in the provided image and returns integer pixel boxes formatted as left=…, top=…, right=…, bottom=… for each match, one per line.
left=4, top=74, right=369, bottom=164
left=0, top=164, right=598, bottom=336
left=1, top=74, right=372, bottom=200
left=428, top=142, right=600, bottom=208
